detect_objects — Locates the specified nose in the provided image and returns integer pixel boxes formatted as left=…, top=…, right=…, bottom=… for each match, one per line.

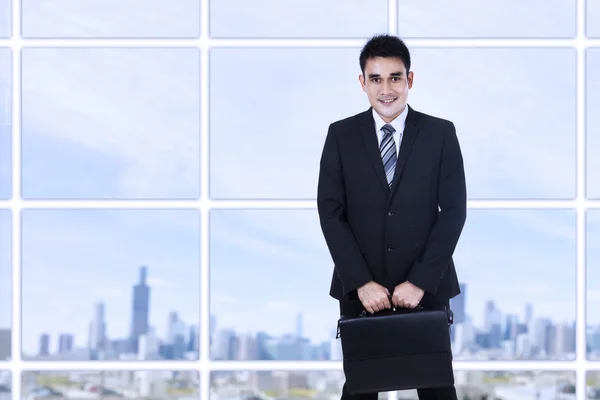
left=381, top=80, right=392, bottom=94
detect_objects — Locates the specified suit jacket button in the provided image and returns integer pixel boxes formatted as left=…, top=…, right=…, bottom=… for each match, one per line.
left=387, top=246, right=394, bottom=251
left=388, top=211, right=394, bottom=216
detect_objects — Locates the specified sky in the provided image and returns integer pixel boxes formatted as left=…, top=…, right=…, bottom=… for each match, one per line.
left=0, top=0, right=597, bottom=359
left=0, top=0, right=8, bottom=38
left=588, top=48, right=600, bottom=198
left=20, top=209, right=200, bottom=355
left=589, top=0, right=600, bottom=38
left=20, top=48, right=200, bottom=199
left=0, top=47, right=10, bottom=200
left=0, top=209, right=10, bottom=330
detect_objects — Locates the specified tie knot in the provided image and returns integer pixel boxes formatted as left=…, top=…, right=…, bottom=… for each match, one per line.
left=381, top=124, right=395, bottom=135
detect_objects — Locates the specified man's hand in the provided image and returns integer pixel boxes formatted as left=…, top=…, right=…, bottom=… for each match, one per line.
left=357, top=281, right=391, bottom=314
left=392, top=281, right=424, bottom=309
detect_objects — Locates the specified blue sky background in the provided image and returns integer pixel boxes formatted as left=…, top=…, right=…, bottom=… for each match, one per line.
left=20, top=0, right=200, bottom=38
left=0, top=47, right=10, bottom=200
left=0, top=0, right=8, bottom=38
left=20, top=48, right=200, bottom=199
left=0, top=0, right=596, bottom=357
left=588, top=48, right=600, bottom=198
left=589, top=0, right=600, bottom=38
left=20, top=209, right=200, bottom=355
left=0, top=209, right=10, bottom=330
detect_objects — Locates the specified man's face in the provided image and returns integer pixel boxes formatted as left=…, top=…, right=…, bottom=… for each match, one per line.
left=359, top=56, right=413, bottom=123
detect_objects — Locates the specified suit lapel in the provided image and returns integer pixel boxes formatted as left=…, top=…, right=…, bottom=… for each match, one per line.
left=389, top=104, right=420, bottom=198
left=358, top=108, right=389, bottom=193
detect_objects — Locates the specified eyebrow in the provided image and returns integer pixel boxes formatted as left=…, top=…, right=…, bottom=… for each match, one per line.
left=368, top=72, right=404, bottom=78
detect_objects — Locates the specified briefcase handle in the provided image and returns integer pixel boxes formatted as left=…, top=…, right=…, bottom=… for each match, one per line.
left=356, top=296, right=454, bottom=325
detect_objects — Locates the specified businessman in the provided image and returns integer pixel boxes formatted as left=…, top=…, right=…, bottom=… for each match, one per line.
left=317, top=34, right=467, bottom=400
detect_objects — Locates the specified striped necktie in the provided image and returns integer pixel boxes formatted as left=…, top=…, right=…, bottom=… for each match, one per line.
left=380, top=124, right=397, bottom=188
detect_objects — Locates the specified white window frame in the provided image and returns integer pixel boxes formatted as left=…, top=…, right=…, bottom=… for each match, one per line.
left=0, top=0, right=598, bottom=399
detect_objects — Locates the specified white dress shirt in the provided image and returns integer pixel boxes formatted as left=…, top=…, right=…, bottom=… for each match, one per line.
left=372, top=105, right=408, bottom=156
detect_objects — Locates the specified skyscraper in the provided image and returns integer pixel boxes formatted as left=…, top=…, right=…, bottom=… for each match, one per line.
left=130, top=266, right=151, bottom=352
left=89, top=302, right=106, bottom=351
left=450, top=283, right=466, bottom=324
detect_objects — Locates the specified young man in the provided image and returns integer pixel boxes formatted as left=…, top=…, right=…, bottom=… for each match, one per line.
left=317, top=34, right=467, bottom=400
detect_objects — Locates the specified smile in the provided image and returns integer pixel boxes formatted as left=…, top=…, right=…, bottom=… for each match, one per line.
left=379, top=98, right=397, bottom=104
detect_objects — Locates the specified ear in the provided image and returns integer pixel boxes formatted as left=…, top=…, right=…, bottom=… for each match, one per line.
left=358, top=74, right=366, bottom=93
left=407, top=71, right=414, bottom=89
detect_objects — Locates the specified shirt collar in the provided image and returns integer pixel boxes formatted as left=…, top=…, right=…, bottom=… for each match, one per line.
left=372, top=104, right=409, bottom=134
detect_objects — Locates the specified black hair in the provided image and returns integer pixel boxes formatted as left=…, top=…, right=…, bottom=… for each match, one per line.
left=359, top=34, right=411, bottom=75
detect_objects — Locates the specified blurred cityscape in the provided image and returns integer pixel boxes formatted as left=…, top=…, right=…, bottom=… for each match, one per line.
left=20, top=266, right=199, bottom=361
left=0, top=371, right=10, bottom=400
left=21, top=371, right=199, bottom=400
left=210, top=282, right=580, bottom=361
left=211, top=370, right=578, bottom=400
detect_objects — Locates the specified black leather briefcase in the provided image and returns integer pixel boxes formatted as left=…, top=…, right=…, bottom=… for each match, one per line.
left=337, top=302, right=454, bottom=394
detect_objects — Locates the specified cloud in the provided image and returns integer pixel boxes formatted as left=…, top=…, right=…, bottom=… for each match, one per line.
left=21, top=48, right=200, bottom=198
left=265, top=300, right=296, bottom=313
left=92, top=288, right=124, bottom=299
left=147, top=277, right=169, bottom=288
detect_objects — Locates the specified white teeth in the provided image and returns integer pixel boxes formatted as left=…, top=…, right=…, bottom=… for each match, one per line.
left=381, top=99, right=395, bottom=103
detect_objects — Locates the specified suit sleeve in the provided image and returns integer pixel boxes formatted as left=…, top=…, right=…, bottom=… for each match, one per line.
left=407, top=121, right=467, bottom=295
left=317, top=123, right=374, bottom=296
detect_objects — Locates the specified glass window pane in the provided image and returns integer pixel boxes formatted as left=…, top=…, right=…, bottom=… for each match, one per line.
left=409, top=48, right=576, bottom=199
left=21, top=48, right=200, bottom=200
left=0, top=48, right=10, bottom=200
left=21, top=209, right=200, bottom=361
left=453, top=371, right=575, bottom=397
left=210, top=48, right=365, bottom=199
left=452, top=209, right=576, bottom=360
left=210, top=0, right=387, bottom=38
left=588, top=0, right=600, bottom=37
left=21, top=0, right=200, bottom=38
left=0, top=371, right=10, bottom=396
left=210, top=209, right=337, bottom=360
left=587, top=49, right=600, bottom=198
left=210, top=48, right=576, bottom=200
left=0, top=0, right=9, bottom=38
left=22, top=371, right=200, bottom=398
left=588, top=210, right=600, bottom=360
left=211, top=371, right=388, bottom=400
left=0, top=210, right=10, bottom=361
left=588, top=372, right=600, bottom=397
left=398, top=0, right=576, bottom=38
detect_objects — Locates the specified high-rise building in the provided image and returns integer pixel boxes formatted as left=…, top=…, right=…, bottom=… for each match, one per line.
left=39, top=333, right=50, bottom=356
left=58, top=334, right=74, bottom=353
left=130, top=266, right=151, bottom=352
left=450, top=283, right=466, bottom=324
left=89, top=302, right=106, bottom=351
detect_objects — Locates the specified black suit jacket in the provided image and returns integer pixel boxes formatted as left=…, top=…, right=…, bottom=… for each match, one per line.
left=317, top=104, right=466, bottom=306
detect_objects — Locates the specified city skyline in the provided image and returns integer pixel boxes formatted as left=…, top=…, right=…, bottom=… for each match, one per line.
left=20, top=209, right=200, bottom=356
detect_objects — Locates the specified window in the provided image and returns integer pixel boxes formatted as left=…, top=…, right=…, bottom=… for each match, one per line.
left=1, top=1, right=593, bottom=399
